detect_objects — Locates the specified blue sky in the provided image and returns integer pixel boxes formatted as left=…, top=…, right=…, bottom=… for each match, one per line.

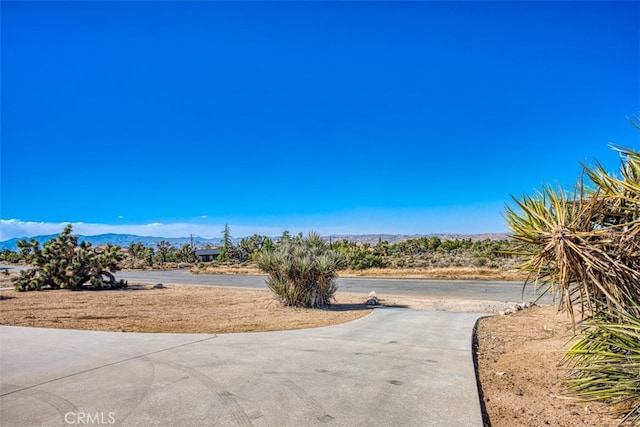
left=1, top=1, right=638, bottom=240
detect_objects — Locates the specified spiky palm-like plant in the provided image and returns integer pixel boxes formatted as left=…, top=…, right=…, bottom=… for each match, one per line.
left=505, top=139, right=640, bottom=425
left=258, top=231, right=343, bottom=308
left=504, top=146, right=640, bottom=323
left=562, top=310, right=640, bottom=425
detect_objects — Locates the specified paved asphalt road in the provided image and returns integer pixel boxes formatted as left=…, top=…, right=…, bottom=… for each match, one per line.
left=116, top=269, right=553, bottom=305
left=0, top=264, right=553, bottom=305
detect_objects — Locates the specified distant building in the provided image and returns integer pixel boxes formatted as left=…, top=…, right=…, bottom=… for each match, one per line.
left=195, top=248, right=220, bottom=262
left=90, top=245, right=128, bottom=254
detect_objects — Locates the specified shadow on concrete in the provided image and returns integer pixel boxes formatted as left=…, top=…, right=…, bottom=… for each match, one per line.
left=322, top=302, right=410, bottom=312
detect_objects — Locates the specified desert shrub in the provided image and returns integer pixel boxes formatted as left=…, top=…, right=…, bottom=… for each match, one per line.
left=472, top=257, right=488, bottom=267
left=258, top=231, right=343, bottom=308
left=345, top=250, right=388, bottom=270
left=486, top=260, right=502, bottom=269
left=0, top=249, right=22, bottom=263
left=12, top=225, right=126, bottom=291
left=439, top=239, right=463, bottom=252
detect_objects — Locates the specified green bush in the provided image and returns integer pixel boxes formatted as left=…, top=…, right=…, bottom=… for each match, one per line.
left=258, top=231, right=343, bottom=308
left=12, top=225, right=126, bottom=291
left=472, top=257, right=488, bottom=268
left=345, top=251, right=388, bottom=270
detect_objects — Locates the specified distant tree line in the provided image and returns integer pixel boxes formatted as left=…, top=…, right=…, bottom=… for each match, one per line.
left=2, top=225, right=523, bottom=295
left=328, top=236, right=520, bottom=270
left=1, top=227, right=522, bottom=272
left=1, top=230, right=521, bottom=271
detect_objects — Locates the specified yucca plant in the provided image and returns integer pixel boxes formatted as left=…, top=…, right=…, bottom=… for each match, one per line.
left=505, top=138, right=640, bottom=424
left=505, top=146, right=640, bottom=324
left=562, top=310, right=640, bottom=425
left=258, top=231, right=343, bottom=308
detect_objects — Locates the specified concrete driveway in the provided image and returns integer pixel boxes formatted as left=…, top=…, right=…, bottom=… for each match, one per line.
left=0, top=307, right=486, bottom=426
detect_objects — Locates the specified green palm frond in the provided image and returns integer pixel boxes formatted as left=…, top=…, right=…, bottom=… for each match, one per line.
left=562, top=311, right=640, bottom=425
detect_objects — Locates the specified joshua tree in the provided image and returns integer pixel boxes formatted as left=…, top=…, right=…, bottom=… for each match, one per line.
left=237, top=234, right=274, bottom=261
left=179, top=243, right=197, bottom=263
left=12, top=225, right=126, bottom=291
left=156, top=240, right=172, bottom=265
left=127, top=242, right=146, bottom=264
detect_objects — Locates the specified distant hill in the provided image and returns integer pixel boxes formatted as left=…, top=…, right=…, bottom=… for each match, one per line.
left=0, top=233, right=224, bottom=251
left=0, top=232, right=510, bottom=251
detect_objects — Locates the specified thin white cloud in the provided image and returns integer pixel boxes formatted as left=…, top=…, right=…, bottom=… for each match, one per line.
left=0, top=219, right=73, bottom=241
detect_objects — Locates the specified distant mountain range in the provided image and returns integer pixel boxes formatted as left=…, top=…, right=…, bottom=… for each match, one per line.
left=0, top=232, right=510, bottom=251
left=0, top=233, right=224, bottom=251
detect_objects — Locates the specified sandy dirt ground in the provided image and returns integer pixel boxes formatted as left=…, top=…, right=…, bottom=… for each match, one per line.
left=0, top=273, right=622, bottom=426
left=475, top=305, right=621, bottom=426
left=0, top=283, right=377, bottom=334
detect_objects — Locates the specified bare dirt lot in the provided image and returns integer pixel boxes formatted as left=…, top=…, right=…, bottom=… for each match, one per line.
left=0, top=273, right=621, bottom=426
left=0, top=283, right=377, bottom=333
left=475, top=305, right=620, bottom=426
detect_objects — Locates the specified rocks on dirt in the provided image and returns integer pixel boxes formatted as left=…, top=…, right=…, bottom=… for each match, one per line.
left=499, top=301, right=531, bottom=315
left=366, top=291, right=379, bottom=306
left=153, top=283, right=164, bottom=289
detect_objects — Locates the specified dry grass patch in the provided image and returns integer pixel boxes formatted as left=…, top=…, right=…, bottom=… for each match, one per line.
left=190, top=264, right=527, bottom=281
left=0, top=284, right=376, bottom=334
left=340, top=267, right=526, bottom=280
left=190, top=264, right=263, bottom=275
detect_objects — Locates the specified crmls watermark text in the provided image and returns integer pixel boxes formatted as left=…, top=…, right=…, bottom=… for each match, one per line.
left=64, top=412, right=116, bottom=425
